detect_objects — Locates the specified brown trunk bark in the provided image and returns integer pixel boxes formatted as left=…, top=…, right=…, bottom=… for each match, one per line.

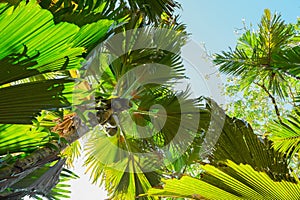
left=0, top=121, right=82, bottom=191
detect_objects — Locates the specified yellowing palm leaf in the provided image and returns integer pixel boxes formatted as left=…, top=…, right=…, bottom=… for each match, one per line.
left=147, top=160, right=300, bottom=200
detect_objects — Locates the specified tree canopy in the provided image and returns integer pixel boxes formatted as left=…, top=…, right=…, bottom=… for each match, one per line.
left=0, top=1, right=299, bottom=200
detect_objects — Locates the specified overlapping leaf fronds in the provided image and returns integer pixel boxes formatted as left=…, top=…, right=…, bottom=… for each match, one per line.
left=296, top=95, right=300, bottom=104
left=70, top=18, right=114, bottom=53
left=147, top=160, right=300, bottom=200
left=0, top=124, right=50, bottom=155
left=205, top=100, right=292, bottom=182
left=0, top=2, right=84, bottom=73
left=214, top=9, right=296, bottom=98
left=39, top=0, right=125, bottom=26
left=268, top=107, right=300, bottom=159
left=82, top=86, right=203, bottom=199
left=124, top=0, right=181, bottom=25
left=0, top=1, right=113, bottom=124
left=0, top=80, right=75, bottom=124
left=145, top=8, right=300, bottom=200
left=0, top=2, right=113, bottom=198
left=101, top=26, right=188, bottom=82
left=38, top=0, right=180, bottom=26
left=126, top=88, right=201, bottom=146
left=272, top=46, right=300, bottom=80
left=273, top=19, right=300, bottom=79
left=61, top=140, right=81, bottom=168
left=0, top=112, right=69, bottom=193
left=84, top=131, right=161, bottom=200
left=0, top=1, right=80, bottom=123
left=82, top=38, right=202, bottom=197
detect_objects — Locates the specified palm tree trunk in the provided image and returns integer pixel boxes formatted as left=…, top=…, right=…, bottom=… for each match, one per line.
left=0, top=124, right=81, bottom=192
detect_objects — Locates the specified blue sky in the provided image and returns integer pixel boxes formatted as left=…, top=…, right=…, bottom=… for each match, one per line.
left=67, top=1, right=300, bottom=199
left=178, top=1, right=299, bottom=52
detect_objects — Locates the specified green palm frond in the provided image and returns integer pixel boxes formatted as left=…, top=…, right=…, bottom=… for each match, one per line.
left=124, top=0, right=180, bottom=25
left=147, top=160, right=300, bottom=200
left=269, top=17, right=300, bottom=79
left=272, top=45, right=300, bottom=79
left=0, top=1, right=81, bottom=123
left=0, top=1, right=113, bottom=124
left=296, top=95, right=300, bottom=104
left=85, top=24, right=189, bottom=103
left=38, top=0, right=180, bottom=26
left=104, top=158, right=160, bottom=200
left=214, top=9, right=295, bottom=98
left=204, top=100, right=292, bottom=182
left=0, top=80, right=74, bottom=124
left=39, top=0, right=127, bottom=26
left=0, top=1, right=189, bottom=199
left=83, top=86, right=202, bottom=198
left=61, top=140, right=81, bottom=168
left=0, top=124, right=50, bottom=155
left=127, top=88, right=201, bottom=146
left=70, top=18, right=115, bottom=53
left=0, top=2, right=84, bottom=74
left=268, top=107, right=300, bottom=159
left=104, top=28, right=187, bottom=82
left=43, top=167, right=79, bottom=200
left=84, top=131, right=161, bottom=199
left=0, top=110, right=72, bottom=193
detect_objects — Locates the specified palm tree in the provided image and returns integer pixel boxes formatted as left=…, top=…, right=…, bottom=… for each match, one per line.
left=5, top=2, right=300, bottom=200
left=0, top=1, right=116, bottom=198
left=214, top=9, right=299, bottom=123
left=145, top=9, right=300, bottom=200
left=0, top=0, right=207, bottom=199
left=79, top=21, right=206, bottom=198
left=146, top=102, right=300, bottom=199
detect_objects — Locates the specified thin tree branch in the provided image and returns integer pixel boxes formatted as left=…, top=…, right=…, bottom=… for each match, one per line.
left=287, top=84, right=297, bottom=107
left=254, top=82, right=283, bottom=123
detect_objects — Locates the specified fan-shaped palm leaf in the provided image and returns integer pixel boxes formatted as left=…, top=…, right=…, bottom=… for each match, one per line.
left=205, top=100, right=292, bottom=182
left=147, top=160, right=300, bottom=200
left=0, top=1, right=188, bottom=199
left=146, top=101, right=297, bottom=199
left=83, top=90, right=204, bottom=196
left=0, top=1, right=113, bottom=124
left=39, top=0, right=127, bottom=26
left=84, top=130, right=161, bottom=199
left=78, top=17, right=204, bottom=198
left=99, top=25, right=188, bottom=82
left=124, top=0, right=180, bottom=25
